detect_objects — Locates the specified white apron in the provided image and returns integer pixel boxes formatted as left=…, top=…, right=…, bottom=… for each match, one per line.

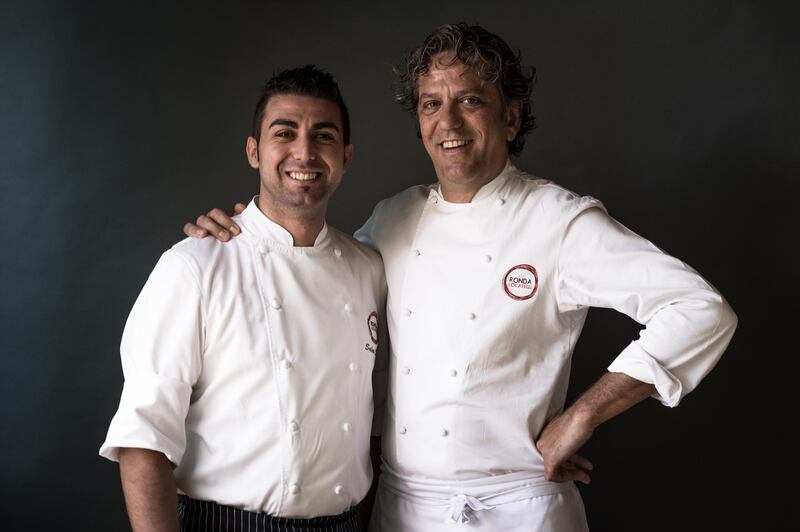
left=369, top=464, right=589, bottom=531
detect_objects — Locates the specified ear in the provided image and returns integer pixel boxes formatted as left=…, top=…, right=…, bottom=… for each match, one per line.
left=505, top=100, right=522, bottom=142
left=343, top=143, right=354, bottom=172
left=246, top=137, right=260, bottom=169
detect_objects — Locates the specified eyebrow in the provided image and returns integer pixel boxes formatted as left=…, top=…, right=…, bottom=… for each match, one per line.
left=311, top=121, right=340, bottom=132
left=418, top=86, right=489, bottom=102
left=268, top=118, right=298, bottom=129
left=268, top=118, right=340, bottom=132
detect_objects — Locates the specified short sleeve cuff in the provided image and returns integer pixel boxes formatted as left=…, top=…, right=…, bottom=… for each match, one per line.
left=608, top=342, right=683, bottom=407
left=99, top=373, right=193, bottom=465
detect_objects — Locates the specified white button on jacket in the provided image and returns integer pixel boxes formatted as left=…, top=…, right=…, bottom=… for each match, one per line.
left=100, top=200, right=387, bottom=518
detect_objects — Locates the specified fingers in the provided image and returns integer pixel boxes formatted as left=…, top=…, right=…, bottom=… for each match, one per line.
left=544, top=454, right=593, bottom=485
left=183, top=222, right=208, bottom=238
left=546, top=463, right=592, bottom=485
left=184, top=205, right=243, bottom=241
left=192, top=209, right=242, bottom=242
left=195, top=213, right=232, bottom=241
left=206, top=208, right=241, bottom=236
left=562, top=461, right=592, bottom=485
left=568, top=453, right=593, bottom=471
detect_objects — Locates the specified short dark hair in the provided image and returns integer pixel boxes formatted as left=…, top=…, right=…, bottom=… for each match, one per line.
left=394, top=23, right=536, bottom=155
left=252, top=65, right=350, bottom=144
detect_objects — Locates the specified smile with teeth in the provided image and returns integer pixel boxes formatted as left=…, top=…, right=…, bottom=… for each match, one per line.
left=287, top=171, right=321, bottom=181
left=441, top=139, right=473, bottom=149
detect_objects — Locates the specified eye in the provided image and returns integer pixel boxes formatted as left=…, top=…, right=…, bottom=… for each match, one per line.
left=421, top=100, right=440, bottom=112
left=274, top=129, right=295, bottom=139
left=315, top=132, right=336, bottom=142
left=461, top=96, right=482, bottom=106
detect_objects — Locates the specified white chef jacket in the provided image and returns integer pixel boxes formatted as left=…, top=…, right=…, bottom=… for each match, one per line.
left=100, top=199, right=387, bottom=518
left=355, top=161, right=737, bottom=483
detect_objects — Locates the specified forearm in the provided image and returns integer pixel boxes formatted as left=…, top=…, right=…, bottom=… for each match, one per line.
left=569, top=372, right=655, bottom=430
left=119, top=447, right=179, bottom=532
left=534, top=372, right=653, bottom=483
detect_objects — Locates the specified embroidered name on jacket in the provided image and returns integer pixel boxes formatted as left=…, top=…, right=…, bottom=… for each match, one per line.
left=503, top=264, right=539, bottom=301
left=365, top=311, right=379, bottom=354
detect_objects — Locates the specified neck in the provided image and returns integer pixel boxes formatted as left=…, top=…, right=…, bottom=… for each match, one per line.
left=439, top=158, right=509, bottom=203
left=256, top=197, right=326, bottom=247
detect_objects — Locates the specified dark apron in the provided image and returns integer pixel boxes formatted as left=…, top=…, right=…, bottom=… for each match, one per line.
left=178, top=495, right=366, bottom=532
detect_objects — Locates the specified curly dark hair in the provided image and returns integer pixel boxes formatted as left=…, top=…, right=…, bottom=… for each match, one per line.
left=252, top=65, right=350, bottom=144
left=394, top=23, right=536, bottom=155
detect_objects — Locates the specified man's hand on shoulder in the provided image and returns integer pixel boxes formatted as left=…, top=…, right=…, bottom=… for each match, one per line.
left=183, top=203, right=246, bottom=241
left=535, top=409, right=594, bottom=485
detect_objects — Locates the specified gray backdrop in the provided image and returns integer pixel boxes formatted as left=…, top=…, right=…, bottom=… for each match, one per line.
left=1, top=1, right=797, bottom=530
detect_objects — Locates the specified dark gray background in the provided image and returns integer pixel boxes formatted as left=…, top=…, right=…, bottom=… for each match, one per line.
left=1, top=1, right=797, bottom=530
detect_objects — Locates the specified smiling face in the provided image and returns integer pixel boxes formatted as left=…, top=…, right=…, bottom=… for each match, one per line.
left=246, top=94, right=352, bottom=223
left=417, top=53, right=521, bottom=202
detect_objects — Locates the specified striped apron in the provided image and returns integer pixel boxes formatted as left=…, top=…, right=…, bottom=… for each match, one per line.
left=178, top=495, right=366, bottom=532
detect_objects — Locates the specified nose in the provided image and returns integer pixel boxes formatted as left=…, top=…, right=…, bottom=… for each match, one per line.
left=438, top=101, right=463, bottom=131
left=291, top=134, right=316, bottom=162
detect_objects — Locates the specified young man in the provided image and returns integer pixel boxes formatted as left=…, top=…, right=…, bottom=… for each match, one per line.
left=100, top=66, right=385, bottom=532
left=187, top=24, right=737, bottom=531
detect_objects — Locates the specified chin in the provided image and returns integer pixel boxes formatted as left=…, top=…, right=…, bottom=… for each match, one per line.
left=438, top=163, right=480, bottom=181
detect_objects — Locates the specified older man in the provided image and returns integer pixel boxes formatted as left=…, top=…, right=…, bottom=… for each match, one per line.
left=101, top=66, right=385, bottom=532
left=187, top=24, right=736, bottom=531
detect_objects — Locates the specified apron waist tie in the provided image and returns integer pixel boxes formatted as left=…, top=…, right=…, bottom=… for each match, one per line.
left=379, top=464, right=574, bottom=526
left=445, top=493, right=496, bottom=524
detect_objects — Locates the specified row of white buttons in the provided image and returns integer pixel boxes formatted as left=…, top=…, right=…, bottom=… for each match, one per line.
left=288, top=483, right=345, bottom=495
left=398, top=192, right=498, bottom=442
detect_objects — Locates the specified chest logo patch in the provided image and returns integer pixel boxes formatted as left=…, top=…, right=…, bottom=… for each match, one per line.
left=367, top=311, right=379, bottom=345
left=503, top=264, right=539, bottom=301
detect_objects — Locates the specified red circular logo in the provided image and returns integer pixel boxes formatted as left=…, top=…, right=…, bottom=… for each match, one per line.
left=503, top=264, right=539, bottom=301
left=367, top=311, right=379, bottom=344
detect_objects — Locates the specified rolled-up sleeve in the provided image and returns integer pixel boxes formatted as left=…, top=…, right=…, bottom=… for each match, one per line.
left=557, top=205, right=737, bottom=407
left=99, top=249, right=203, bottom=465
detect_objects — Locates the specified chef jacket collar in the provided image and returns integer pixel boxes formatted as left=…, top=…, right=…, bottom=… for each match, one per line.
left=239, top=197, right=329, bottom=247
left=433, top=159, right=516, bottom=209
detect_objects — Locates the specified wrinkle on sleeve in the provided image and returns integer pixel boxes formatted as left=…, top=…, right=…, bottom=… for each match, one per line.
left=99, top=249, right=204, bottom=465
left=557, top=206, right=737, bottom=407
